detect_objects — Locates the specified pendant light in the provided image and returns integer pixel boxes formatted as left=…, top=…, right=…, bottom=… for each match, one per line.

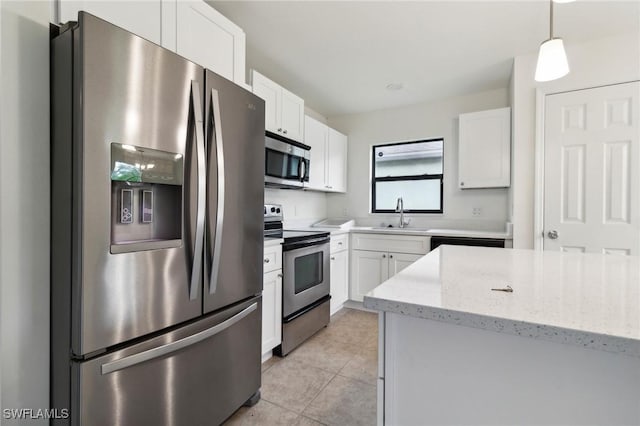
left=535, top=0, right=570, bottom=82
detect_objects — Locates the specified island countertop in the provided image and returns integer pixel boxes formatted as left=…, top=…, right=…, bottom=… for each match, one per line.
left=363, top=245, right=640, bottom=357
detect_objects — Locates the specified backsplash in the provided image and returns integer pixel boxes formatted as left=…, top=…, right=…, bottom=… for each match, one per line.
left=264, top=188, right=328, bottom=227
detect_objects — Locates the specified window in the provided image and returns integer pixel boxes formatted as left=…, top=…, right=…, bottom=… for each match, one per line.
left=371, top=139, right=443, bottom=213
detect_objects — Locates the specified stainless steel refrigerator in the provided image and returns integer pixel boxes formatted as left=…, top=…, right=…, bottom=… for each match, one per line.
left=50, top=12, right=265, bottom=425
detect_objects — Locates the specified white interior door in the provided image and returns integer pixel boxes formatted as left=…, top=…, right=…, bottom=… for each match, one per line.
left=544, top=82, right=640, bottom=254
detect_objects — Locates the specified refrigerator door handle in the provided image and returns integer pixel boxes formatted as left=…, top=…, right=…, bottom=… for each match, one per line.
left=190, top=80, right=206, bottom=300
left=101, top=302, right=258, bottom=375
left=208, top=88, right=225, bottom=295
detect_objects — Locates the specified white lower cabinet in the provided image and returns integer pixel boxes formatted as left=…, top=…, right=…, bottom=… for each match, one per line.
left=262, top=243, right=282, bottom=357
left=330, top=249, right=349, bottom=315
left=261, top=269, right=282, bottom=356
left=350, top=233, right=430, bottom=302
left=351, top=250, right=389, bottom=302
left=388, top=252, right=423, bottom=276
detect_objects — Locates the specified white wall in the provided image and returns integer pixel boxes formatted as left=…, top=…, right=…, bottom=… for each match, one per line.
left=265, top=188, right=327, bottom=227
left=511, top=31, right=640, bottom=249
left=0, top=1, right=51, bottom=424
left=327, top=88, right=510, bottom=230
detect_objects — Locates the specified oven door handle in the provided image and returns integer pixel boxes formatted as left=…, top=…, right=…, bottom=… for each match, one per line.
left=283, top=237, right=329, bottom=251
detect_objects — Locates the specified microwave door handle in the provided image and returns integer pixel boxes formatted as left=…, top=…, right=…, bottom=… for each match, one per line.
left=208, top=88, right=225, bottom=295
left=300, top=159, right=306, bottom=182
left=189, top=80, right=206, bottom=301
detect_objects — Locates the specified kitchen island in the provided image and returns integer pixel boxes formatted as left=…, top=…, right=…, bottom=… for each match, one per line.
left=364, top=246, right=640, bottom=425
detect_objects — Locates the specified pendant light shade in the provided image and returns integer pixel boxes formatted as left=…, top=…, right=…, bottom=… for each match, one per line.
left=534, top=0, right=570, bottom=82
left=535, top=38, right=569, bottom=82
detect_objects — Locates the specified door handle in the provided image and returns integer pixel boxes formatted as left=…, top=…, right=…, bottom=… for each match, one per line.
left=101, top=302, right=257, bottom=375
left=209, top=88, right=225, bottom=295
left=299, top=159, right=307, bottom=182
left=189, top=80, right=205, bottom=301
left=547, top=230, right=558, bottom=240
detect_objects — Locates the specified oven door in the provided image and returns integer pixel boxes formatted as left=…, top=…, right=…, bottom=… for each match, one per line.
left=265, top=135, right=309, bottom=188
left=282, top=241, right=330, bottom=317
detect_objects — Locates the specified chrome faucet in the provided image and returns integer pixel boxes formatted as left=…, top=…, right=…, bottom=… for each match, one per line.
left=395, top=197, right=410, bottom=228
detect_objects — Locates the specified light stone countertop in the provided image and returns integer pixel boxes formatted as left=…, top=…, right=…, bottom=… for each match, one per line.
left=263, top=238, right=283, bottom=248
left=364, top=245, right=640, bottom=357
left=287, top=226, right=511, bottom=239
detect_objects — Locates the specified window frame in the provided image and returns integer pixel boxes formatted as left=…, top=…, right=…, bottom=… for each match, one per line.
left=370, top=138, right=444, bottom=214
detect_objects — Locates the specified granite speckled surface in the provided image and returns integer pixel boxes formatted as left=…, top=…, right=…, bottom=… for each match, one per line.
left=364, top=246, right=640, bottom=357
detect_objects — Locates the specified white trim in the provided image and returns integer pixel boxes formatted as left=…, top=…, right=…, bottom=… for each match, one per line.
left=534, top=89, right=546, bottom=251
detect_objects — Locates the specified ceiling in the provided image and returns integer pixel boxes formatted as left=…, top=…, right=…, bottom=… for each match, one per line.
left=210, top=1, right=640, bottom=117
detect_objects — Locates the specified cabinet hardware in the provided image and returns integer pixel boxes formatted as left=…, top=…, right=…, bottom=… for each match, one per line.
left=389, top=255, right=393, bottom=258
left=277, top=273, right=283, bottom=278
left=264, top=258, right=270, bottom=263
left=277, top=128, right=282, bottom=132
left=330, top=256, right=335, bottom=260
left=460, top=182, right=465, bottom=186
left=338, top=242, right=343, bottom=245
left=547, top=230, right=558, bottom=240
left=382, top=254, right=386, bottom=258
left=491, top=285, right=513, bottom=293
left=283, top=129, right=288, bottom=134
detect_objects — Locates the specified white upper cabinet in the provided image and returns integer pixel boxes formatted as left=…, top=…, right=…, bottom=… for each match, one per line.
left=56, top=0, right=162, bottom=44
left=252, top=73, right=281, bottom=133
left=327, top=128, right=348, bottom=192
left=458, top=107, right=511, bottom=189
left=280, top=89, right=305, bottom=142
left=251, top=70, right=305, bottom=143
left=54, top=1, right=247, bottom=87
left=174, top=1, right=246, bottom=86
left=304, top=115, right=348, bottom=193
left=305, top=116, right=328, bottom=190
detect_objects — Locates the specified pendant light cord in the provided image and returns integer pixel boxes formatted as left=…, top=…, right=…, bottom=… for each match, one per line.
left=550, top=0, right=554, bottom=39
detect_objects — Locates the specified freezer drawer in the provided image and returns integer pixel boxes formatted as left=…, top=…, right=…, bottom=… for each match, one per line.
left=72, top=297, right=261, bottom=426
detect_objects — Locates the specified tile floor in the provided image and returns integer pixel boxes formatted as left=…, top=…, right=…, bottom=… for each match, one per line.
left=225, top=308, right=378, bottom=426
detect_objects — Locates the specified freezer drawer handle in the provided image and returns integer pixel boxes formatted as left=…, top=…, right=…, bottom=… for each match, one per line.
left=190, top=80, right=206, bottom=300
left=100, top=302, right=258, bottom=375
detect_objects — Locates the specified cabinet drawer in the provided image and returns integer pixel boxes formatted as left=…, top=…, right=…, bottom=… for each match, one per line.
left=330, top=234, right=349, bottom=253
left=263, top=244, right=282, bottom=273
left=351, top=233, right=430, bottom=255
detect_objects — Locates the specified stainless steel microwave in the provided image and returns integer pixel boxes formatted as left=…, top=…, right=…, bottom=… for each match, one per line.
left=265, top=132, right=310, bottom=189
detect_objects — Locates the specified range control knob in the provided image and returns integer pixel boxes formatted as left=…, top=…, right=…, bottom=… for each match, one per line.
left=270, top=207, right=276, bottom=213
left=276, top=208, right=281, bottom=213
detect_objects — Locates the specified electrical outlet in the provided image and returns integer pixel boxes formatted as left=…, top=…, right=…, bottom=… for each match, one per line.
left=472, top=207, right=482, bottom=217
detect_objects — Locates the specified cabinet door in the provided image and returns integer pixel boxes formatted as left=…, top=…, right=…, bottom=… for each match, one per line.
left=350, top=250, right=388, bottom=302
left=252, top=71, right=281, bottom=134
left=326, top=127, right=348, bottom=192
left=304, top=115, right=328, bottom=190
left=281, top=88, right=305, bottom=142
left=176, top=1, right=246, bottom=84
left=261, top=270, right=282, bottom=355
left=57, top=0, right=162, bottom=44
left=458, top=107, right=511, bottom=189
left=388, top=252, right=422, bottom=277
left=330, top=250, right=349, bottom=315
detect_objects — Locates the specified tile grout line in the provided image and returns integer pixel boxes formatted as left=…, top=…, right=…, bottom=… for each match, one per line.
left=299, top=372, right=340, bottom=422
